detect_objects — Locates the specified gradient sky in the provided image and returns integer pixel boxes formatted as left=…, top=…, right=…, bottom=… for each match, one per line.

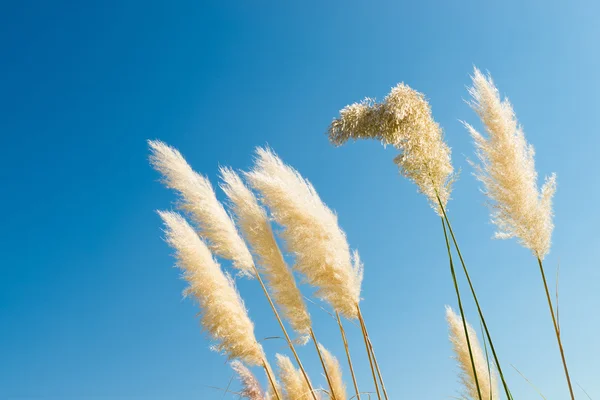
left=2, top=1, right=599, bottom=399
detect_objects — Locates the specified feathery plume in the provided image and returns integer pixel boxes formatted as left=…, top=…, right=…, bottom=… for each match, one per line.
left=328, top=84, right=454, bottom=214
left=446, top=306, right=499, bottom=400
left=276, top=354, right=319, bottom=400
left=159, top=210, right=264, bottom=365
left=221, top=167, right=312, bottom=337
left=465, top=68, right=556, bottom=259
left=318, top=344, right=347, bottom=400
left=149, top=140, right=255, bottom=276
left=231, top=360, right=265, bottom=400
left=246, top=148, right=363, bottom=319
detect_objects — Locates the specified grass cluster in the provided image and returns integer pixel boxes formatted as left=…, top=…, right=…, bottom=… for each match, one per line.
left=149, top=67, right=576, bottom=400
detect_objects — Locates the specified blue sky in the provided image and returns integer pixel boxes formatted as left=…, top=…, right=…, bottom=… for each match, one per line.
left=1, top=0, right=599, bottom=399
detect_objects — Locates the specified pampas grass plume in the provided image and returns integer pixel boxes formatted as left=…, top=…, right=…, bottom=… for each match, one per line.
left=220, top=167, right=312, bottom=337
left=446, top=306, right=498, bottom=400
left=149, top=140, right=255, bottom=276
left=231, top=360, right=265, bottom=400
left=276, top=354, right=319, bottom=400
left=159, top=210, right=264, bottom=365
left=328, top=83, right=454, bottom=214
left=465, top=68, right=556, bottom=259
left=246, top=147, right=363, bottom=319
left=318, top=344, right=347, bottom=400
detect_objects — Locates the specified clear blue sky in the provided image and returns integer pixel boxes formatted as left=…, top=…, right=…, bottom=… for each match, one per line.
left=1, top=1, right=598, bottom=399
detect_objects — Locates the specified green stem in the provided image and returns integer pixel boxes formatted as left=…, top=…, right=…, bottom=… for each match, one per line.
left=436, top=195, right=513, bottom=400
left=441, top=217, right=483, bottom=400
left=537, top=257, right=575, bottom=400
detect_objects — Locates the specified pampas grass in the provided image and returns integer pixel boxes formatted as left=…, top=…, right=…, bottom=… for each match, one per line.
left=246, top=147, right=363, bottom=319
left=328, top=83, right=454, bottom=214
left=465, top=68, right=556, bottom=260
left=276, top=354, right=320, bottom=400
left=220, top=167, right=311, bottom=337
left=149, top=140, right=255, bottom=277
left=247, top=147, right=386, bottom=399
left=158, top=210, right=264, bottom=365
left=328, top=81, right=512, bottom=400
left=446, top=306, right=499, bottom=400
left=318, top=345, right=347, bottom=400
left=232, top=360, right=266, bottom=400
left=148, top=65, right=580, bottom=399
left=150, top=141, right=316, bottom=400
left=466, top=68, right=573, bottom=399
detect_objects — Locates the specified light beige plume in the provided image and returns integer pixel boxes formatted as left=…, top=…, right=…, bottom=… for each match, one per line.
left=220, top=167, right=312, bottom=337
left=149, top=140, right=255, bottom=276
left=465, top=68, right=556, bottom=259
left=246, top=148, right=363, bottom=319
left=446, top=306, right=499, bottom=400
left=159, top=210, right=264, bottom=365
left=318, top=344, right=347, bottom=400
left=276, top=354, right=319, bottom=400
left=328, top=84, right=454, bottom=214
left=231, top=360, right=265, bottom=400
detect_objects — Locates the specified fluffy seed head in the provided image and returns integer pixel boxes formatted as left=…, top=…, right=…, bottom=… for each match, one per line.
left=246, top=148, right=363, bottom=319
left=446, top=306, right=498, bottom=400
left=149, top=140, right=255, bottom=276
left=159, top=211, right=264, bottom=365
left=328, top=84, right=454, bottom=214
left=221, top=167, right=312, bottom=337
left=466, top=68, right=556, bottom=259
left=276, top=354, right=319, bottom=400
left=231, top=360, right=265, bottom=400
left=318, top=344, right=347, bottom=400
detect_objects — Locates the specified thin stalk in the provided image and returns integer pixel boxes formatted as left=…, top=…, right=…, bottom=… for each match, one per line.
left=537, top=257, right=575, bottom=400
left=252, top=265, right=318, bottom=400
left=357, top=306, right=389, bottom=400
left=310, top=328, right=338, bottom=400
left=441, top=217, right=483, bottom=400
left=263, top=359, right=282, bottom=400
left=336, top=312, right=361, bottom=400
left=436, top=194, right=513, bottom=400
left=356, top=304, right=382, bottom=400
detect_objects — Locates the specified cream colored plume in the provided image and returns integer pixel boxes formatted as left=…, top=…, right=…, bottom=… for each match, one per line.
left=149, top=140, right=255, bottom=276
left=246, top=148, right=363, bottom=319
left=231, top=360, right=265, bottom=400
left=318, top=344, right=347, bottom=400
left=276, top=354, right=319, bottom=400
left=159, top=210, right=264, bottom=365
left=465, top=68, right=556, bottom=259
left=328, top=84, right=454, bottom=214
left=221, top=167, right=312, bottom=337
left=446, top=306, right=498, bottom=400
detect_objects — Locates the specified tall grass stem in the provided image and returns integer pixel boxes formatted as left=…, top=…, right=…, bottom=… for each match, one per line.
left=441, top=217, right=483, bottom=400
left=263, top=359, right=282, bottom=400
left=253, top=265, right=318, bottom=400
left=310, top=328, right=338, bottom=400
left=357, top=307, right=389, bottom=400
left=336, top=312, right=361, bottom=400
left=436, top=194, right=513, bottom=400
left=356, top=304, right=382, bottom=400
left=537, top=257, right=575, bottom=400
